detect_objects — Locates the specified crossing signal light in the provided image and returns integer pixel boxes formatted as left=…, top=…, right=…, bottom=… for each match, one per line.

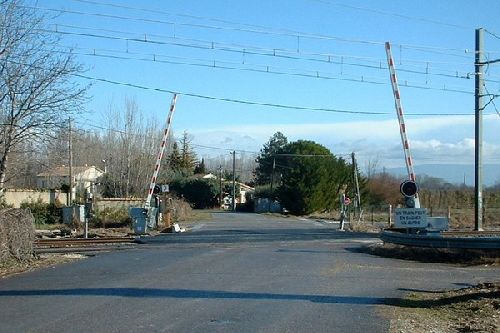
left=400, top=180, right=418, bottom=197
left=400, top=180, right=418, bottom=208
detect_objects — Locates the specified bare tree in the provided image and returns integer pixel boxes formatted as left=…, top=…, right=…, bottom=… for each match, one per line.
left=0, top=0, right=87, bottom=192
left=365, top=155, right=379, bottom=179
left=98, top=97, right=164, bottom=198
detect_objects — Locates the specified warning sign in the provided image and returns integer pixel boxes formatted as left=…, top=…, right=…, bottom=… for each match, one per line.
left=394, top=208, right=427, bottom=228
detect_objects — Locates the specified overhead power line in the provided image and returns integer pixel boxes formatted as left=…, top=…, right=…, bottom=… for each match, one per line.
left=191, top=143, right=259, bottom=155
left=485, top=29, right=500, bottom=41
left=69, top=0, right=500, bottom=55
left=50, top=22, right=479, bottom=69
left=72, top=73, right=389, bottom=115
left=28, top=4, right=479, bottom=57
left=40, top=24, right=494, bottom=93
left=50, top=44, right=478, bottom=94
left=275, top=153, right=335, bottom=157
left=3, top=57, right=487, bottom=117
left=72, top=121, right=261, bottom=154
left=310, top=0, right=473, bottom=30
left=46, top=24, right=484, bottom=83
left=72, top=72, right=481, bottom=116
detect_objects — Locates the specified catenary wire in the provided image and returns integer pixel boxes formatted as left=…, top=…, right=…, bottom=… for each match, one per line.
left=45, top=24, right=485, bottom=83
left=27, top=4, right=482, bottom=58
left=49, top=45, right=478, bottom=94
left=2, top=57, right=489, bottom=117
left=73, top=72, right=482, bottom=116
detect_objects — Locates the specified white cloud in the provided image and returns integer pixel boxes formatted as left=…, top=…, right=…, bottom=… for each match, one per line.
left=188, top=114, right=500, bottom=169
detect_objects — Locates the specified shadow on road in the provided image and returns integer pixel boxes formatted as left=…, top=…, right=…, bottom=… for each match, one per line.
left=0, top=287, right=388, bottom=305
left=139, top=229, right=378, bottom=245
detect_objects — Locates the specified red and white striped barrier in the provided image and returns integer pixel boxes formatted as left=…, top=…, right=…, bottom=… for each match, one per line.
left=145, top=93, right=177, bottom=209
left=385, top=42, right=420, bottom=207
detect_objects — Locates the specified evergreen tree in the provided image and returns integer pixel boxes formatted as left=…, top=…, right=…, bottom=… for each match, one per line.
left=170, top=178, right=219, bottom=209
left=168, top=142, right=182, bottom=172
left=254, top=132, right=288, bottom=185
left=277, top=140, right=350, bottom=215
left=194, top=158, right=206, bottom=174
left=179, top=131, right=197, bottom=172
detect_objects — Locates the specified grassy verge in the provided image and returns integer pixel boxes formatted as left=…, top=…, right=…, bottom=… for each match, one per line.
left=367, top=244, right=499, bottom=332
left=0, top=254, right=85, bottom=278
left=383, top=282, right=499, bottom=333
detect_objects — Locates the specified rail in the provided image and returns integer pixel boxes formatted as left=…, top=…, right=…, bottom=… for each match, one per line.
left=35, top=237, right=137, bottom=249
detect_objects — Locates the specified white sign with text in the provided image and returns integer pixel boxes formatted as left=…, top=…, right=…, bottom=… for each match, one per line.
left=394, top=208, right=427, bottom=228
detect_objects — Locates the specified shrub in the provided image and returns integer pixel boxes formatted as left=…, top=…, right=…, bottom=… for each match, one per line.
left=20, top=198, right=61, bottom=225
left=0, top=209, right=35, bottom=262
left=0, top=196, right=13, bottom=209
left=170, top=178, right=219, bottom=209
left=91, top=207, right=132, bottom=228
left=254, top=185, right=278, bottom=200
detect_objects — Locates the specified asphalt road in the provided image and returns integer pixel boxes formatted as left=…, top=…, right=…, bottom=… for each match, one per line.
left=0, top=213, right=498, bottom=333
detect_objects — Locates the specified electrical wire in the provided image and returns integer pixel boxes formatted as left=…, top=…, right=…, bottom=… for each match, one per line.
left=51, top=45, right=478, bottom=94
left=485, top=29, right=500, bottom=41
left=46, top=24, right=482, bottom=83
left=72, top=120, right=261, bottom=155
left=28, top=4, right=480, bottom=57
left=483, top=84, right=500, bottom=117
left=309, top=0, right=473, bottom=30
left=28, top=4, right=500, bottom=85
left=0, top=57, right=489, bottom=117
left=37, top=25, right=484, bottom=94
left=70, top=0, right=500, bottom=56
left=51, top=22, right=479, bottom=72
left=73, top=72, right=481, bottom=116
left=190, top=143, right=259, bottom=155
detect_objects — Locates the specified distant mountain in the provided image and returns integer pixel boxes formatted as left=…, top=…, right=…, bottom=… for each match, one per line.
left=385, top=164, right=500, bottom=187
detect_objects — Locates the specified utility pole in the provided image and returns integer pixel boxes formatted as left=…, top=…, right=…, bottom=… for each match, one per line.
left=474, top=28, right=484, bottom=231
left=232, top=151, right=236, bottom=211
left=268, top=156, right=276, bottom=212
left=68, top=117, right=73, bottom=205
left=351, top=152, right=361, bottom=219
left=219, top=164, right=223, bottom=209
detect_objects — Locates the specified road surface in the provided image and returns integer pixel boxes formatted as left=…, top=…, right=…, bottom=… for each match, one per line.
left=0, top=213, right=498, bottom=332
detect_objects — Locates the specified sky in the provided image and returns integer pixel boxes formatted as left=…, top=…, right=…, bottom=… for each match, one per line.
left=32, top=0, right=500, bottom=184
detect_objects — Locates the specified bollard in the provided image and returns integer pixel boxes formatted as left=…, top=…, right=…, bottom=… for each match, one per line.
left=388, top=204, right=392, bottom=227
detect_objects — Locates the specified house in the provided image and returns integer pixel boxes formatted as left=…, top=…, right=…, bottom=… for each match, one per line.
left=222, top=181, right=255, bottom=209
left=37, top=165, right=104, bottom=202
left=238, top=182, right=254, bottom=204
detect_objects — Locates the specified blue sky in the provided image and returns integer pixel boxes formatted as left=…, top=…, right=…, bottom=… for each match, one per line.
left=35, top=0, right=500, bottom=183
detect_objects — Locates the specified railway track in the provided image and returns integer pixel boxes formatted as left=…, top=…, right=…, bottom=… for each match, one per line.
left=34, top=237, right=138, bottom=249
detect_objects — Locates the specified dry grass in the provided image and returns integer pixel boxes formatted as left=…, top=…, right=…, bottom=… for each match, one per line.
left=384, top=282, right=500, bottom=333
left=0, top=253, right=86, bottom=278
left=0, top=209, right=35, bottom=262
left=311, top=207, right=500, bottom=232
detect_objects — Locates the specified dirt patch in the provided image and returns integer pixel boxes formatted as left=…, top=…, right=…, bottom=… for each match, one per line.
left=368, top=244, right=500, bottom=332
left=0, top=253, right=86, bottom=279
left=383, top=282, right=500, bottom=333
